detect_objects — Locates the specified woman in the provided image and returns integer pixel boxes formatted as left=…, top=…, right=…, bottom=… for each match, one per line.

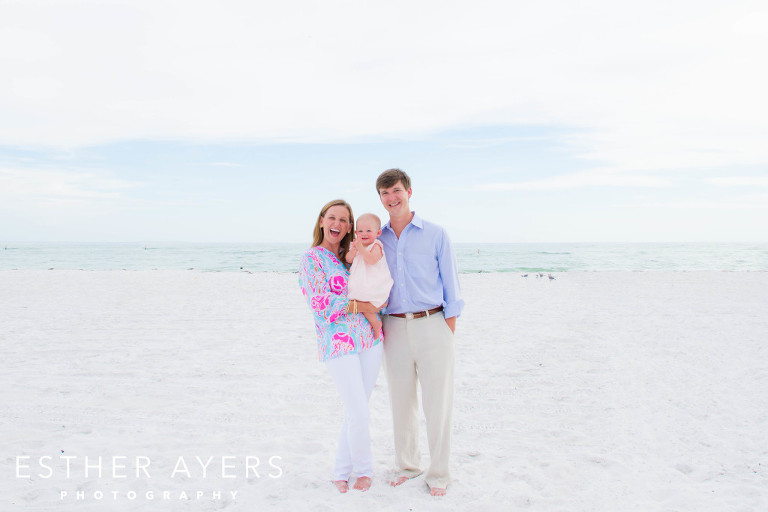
left=298, top=199, right=384, bottom=493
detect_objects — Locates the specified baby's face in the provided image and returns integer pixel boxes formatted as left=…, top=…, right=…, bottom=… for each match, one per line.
left=355, top=219, right=381, bottom=246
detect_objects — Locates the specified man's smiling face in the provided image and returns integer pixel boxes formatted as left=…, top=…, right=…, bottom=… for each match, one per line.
left=378, top=181, right=412, bottom=218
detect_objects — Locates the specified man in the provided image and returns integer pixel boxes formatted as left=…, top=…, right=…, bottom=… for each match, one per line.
left=376, top=168, right=464, bottom=496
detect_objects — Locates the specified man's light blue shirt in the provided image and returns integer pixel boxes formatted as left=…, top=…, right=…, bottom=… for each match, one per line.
left=379, top=212, right=465, bottom=319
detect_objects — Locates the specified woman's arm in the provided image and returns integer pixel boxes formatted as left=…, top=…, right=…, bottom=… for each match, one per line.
left=346, top=299, right=384, bottom=314
left=299, top=251, right=350, bottom=324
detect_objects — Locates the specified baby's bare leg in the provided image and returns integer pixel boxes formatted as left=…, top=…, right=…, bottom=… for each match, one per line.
left=363, top=312, right=383, bottom=339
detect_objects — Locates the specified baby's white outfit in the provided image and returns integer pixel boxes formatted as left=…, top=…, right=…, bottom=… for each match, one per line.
left=347, top=240, right=394, bottom=308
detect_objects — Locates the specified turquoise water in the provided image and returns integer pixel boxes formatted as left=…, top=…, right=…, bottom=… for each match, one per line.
left=456, top=243, right=768, bottom=272
left=1, top=242, right=766, bottom=272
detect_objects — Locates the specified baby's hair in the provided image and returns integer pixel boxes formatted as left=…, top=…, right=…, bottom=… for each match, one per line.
left=356, top=213, right=382, bottom=230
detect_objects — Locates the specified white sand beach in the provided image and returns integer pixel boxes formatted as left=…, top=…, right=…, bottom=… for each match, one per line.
left=1, top=270, right=766, bottom=511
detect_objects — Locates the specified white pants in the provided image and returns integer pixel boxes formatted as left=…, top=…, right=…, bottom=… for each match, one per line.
left=324, top=343, right=383, bottom=481
left=382, top=312, right=455, bottom=489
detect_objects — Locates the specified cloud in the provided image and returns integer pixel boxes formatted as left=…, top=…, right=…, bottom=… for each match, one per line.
left=204, top=162, right=247, bottom=168
left=475, top=169, right=673, bottom=191
left=705, top=176, right=768, bottom=187
left=0, top=167, right=143, bottom=202
left=0, top=0, right=767, bottom=178
left=639, top=196, right=768, bottom=210
left=444, top=135, right=556, bottom=150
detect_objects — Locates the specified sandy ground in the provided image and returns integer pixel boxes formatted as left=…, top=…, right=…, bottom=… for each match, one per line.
left=1, top=270, right=767, bottom=511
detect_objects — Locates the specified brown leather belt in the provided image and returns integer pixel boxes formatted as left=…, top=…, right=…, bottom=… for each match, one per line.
left=388, top=306, right=443, bottom=320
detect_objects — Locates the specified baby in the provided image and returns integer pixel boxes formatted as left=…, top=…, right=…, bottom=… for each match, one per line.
left=345, top=213, right=394, bottom=339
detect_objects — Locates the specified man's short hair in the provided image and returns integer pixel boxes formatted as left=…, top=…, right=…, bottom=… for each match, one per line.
left=376, top=168, right=411, bottom=195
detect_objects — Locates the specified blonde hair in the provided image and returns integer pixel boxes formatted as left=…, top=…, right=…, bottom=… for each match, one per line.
left=356, top=213, right=382, bottom=230
left=312, top=199, right=355, bottom=265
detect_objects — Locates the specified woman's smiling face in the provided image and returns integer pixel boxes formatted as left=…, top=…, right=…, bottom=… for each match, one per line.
left=319, top=205, right=352, bottom=247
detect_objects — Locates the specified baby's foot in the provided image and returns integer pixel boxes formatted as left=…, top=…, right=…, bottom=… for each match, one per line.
left=372, top=319, right=383, bottom=339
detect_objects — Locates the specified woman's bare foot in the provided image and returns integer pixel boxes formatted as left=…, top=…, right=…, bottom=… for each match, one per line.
left=333, top=480, right=349, bottom=493
left=353, top=476, right=372, bottom=491
left=430, top=486, right=447, bottom=496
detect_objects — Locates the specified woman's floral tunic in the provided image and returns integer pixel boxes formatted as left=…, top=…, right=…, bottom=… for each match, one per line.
left=298, top=246, right=380, bottom=361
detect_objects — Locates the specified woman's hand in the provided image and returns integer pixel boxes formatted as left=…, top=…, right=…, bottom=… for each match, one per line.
left=347, top=300, right=384, bottom=314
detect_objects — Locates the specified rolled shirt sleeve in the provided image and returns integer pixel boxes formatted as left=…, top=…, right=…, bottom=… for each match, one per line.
left=437, top=228, right=465, bottom=319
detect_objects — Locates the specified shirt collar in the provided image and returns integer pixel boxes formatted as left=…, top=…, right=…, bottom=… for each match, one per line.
left=383, top=211, right=421, bottom=234
left=411, top=212, right=423, bottom=229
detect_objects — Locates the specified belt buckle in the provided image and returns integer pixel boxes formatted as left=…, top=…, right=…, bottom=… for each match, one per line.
left=405, top=312, right=414, bottom=320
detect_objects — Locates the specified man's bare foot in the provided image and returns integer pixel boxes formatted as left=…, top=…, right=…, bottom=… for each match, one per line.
left=390, top=476, right=410, bottom=487
left=333, top=480, right=349, bottom=493
left=430, top=486, right=447, bottom=497
left=352, top=476, right=372, bottom=491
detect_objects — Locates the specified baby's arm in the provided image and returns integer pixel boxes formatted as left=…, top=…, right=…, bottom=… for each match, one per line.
left=360, top=242, right=384, bottom=266
left=345, top=243, right=358, bottom=264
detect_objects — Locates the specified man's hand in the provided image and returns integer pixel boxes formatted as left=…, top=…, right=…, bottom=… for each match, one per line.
left=445, top=316, right=456, bottom=333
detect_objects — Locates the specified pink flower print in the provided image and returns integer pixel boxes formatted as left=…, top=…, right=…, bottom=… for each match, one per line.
left=311, top=294, right=330, bottom=312
left=329, top=274, right=347, bottom=294
left=331, top=332, right=355, bottom=357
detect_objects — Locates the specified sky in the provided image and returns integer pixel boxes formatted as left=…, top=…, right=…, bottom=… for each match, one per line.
left=1, top=0, right=767, bottom=243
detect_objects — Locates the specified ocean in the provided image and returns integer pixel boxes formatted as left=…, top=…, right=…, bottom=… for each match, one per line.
left=1, top=242, right=766, bottom=273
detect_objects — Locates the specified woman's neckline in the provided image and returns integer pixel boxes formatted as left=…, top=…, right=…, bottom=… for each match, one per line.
left=315, top=245, right=343, bottom=265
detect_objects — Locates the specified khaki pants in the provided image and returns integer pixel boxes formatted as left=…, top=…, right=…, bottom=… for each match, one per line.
left=382, top=312, right=455, bottom=489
